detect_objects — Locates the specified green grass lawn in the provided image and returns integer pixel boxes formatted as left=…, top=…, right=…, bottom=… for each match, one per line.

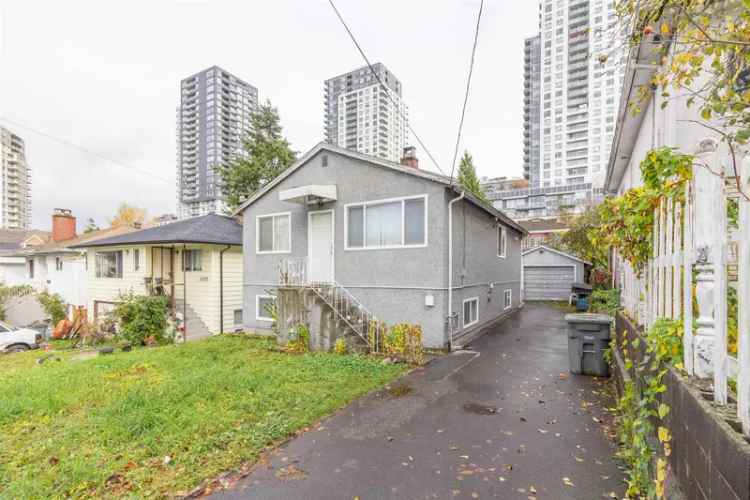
left=0, top=335, right=406, bottom=498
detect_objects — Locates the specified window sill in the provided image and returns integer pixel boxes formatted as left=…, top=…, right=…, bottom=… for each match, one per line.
left=344, top=243, right=427, bottom=251
left=256, top=250, right=292, bottom=255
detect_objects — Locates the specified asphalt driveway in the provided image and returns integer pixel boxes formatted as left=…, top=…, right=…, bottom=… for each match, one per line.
left=213, top=303, right=624, bottom=499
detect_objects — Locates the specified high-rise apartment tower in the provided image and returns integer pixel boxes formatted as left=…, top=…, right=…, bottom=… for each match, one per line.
left=536, top=0, right=625, bottom=190
left=324, top=63, right=408, bottom=162
left=0, top=127, right=31, bottom=229
left=177, top=66, right=257, bottom=218
left=523, top=35, right=542, bottom=187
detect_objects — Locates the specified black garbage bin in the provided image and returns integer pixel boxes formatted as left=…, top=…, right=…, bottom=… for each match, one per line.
left=564, top=313, right=612, bottom=376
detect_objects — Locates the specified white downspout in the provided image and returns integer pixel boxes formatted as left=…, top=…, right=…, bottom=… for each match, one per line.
left=448, top=190, right=465, bottom=351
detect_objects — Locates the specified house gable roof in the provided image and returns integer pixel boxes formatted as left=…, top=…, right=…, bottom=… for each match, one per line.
left=234, top=142, right=526, bottom=235
left=521, top=245, right=592, bottom=266
left=70, top=214, right=242, bottom=248
left=20, top=226, right=138, bottom=255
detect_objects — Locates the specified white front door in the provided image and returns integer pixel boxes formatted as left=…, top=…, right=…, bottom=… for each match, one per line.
left=308, top=210, right=334, bottom=283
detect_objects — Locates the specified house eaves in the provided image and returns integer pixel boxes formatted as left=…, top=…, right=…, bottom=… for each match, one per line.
left=234, top=142, right=527, bottom=235
left=69, top=214, right=242, bottom=249
left=521, top=245, right=592, bottom=266
left=605, top=33, right=668, bottom=194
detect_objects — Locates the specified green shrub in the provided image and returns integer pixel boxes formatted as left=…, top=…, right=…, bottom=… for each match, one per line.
left=590, top=289, right=620, bottom=316
left=113, top=293, right=171, bottom=345
left=286, top=323, right=310, bottom=353
left=334, top=337, right=347, bottom=355
left=37, top=291, right=68, bottom=325
left=384, top=323, right=424, bottom=365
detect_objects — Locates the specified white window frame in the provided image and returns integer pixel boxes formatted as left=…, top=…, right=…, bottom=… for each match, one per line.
left=463, top=297, right=479, bottom=328
left=255, top=294, right=276, bottom=322
left=182, top=249, right=203, bottom=272
left=133, top=249, right=140, bottom=271
left=504, top=289, right=512, bottom=310
left=256, top=212, right=292, bottom=255
left=497, top=225, right=508, bottom=258
left=344, top=194, right=428, bottom=251
left=95, top=251, right=123, bottom=279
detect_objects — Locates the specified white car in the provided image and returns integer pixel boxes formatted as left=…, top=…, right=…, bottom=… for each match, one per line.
left=0, top=321, right=43, bottom=353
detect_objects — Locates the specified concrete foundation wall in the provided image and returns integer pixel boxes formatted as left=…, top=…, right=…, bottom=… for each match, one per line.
left=614, top=312, right=750, bottom=500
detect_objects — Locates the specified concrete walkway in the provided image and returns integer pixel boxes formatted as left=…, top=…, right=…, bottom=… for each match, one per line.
left=214, top=303, right=624, bottom=499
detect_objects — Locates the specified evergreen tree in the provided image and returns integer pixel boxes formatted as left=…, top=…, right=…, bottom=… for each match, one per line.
left=220, top=100, right=296, bottom=211
left=457, top=151, right=487, bottom=203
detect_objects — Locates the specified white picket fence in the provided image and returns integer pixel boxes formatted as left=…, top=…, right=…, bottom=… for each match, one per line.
left=617, top=139, right=750, bottom=435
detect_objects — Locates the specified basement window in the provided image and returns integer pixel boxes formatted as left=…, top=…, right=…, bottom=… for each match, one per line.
left=463, top=297, right=479, bottom=328
left=233, top=309, right=243, bottom=325
left=256, top=295, right=276, bottom=322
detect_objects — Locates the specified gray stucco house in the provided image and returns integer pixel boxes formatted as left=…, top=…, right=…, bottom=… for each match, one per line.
left=236, top=143, right=526, bottom=349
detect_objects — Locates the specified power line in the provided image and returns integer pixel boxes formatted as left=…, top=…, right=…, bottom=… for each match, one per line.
left=449, top=0, right=484, bottom=185
left=326, top=0, right=447, bottom=176
left=0, top=116, right=173, bottom=185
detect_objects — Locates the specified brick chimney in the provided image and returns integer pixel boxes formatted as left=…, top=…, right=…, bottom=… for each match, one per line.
left=400, top=146, right=418, bottom=169
left=52, top=208, right=76, bottom=242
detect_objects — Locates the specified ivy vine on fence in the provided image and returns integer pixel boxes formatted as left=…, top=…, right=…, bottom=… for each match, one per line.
left=591, top=147, right=693, bottom=274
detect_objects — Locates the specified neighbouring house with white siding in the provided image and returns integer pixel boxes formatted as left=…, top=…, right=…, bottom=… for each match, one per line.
left=15, top=210, right=137, bottom=308
left=71, top=214, right=243, bottom=340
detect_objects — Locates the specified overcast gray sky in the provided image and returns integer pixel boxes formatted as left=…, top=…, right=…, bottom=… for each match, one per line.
left=0, top=0, right=537, bottom=230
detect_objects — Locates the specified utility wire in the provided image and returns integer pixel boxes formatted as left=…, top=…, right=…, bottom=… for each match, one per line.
left=449, top=0, right=484, bottom=185
left=326, top=0, right=447, bottom=176
left=0, top=115, right=173, bottom=185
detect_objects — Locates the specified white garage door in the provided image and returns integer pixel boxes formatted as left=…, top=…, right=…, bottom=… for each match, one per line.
left=523, top=266, right=575, bottom=301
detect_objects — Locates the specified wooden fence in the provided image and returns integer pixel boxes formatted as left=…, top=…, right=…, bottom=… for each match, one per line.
left=616, top=138, right=750, bottom=434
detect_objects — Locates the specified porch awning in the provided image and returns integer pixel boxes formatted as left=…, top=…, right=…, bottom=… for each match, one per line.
left=279, top=185, right=337, bottom=205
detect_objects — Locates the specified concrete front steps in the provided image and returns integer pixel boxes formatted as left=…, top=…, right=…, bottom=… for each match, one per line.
left=174, top=299, right=212, bottom=341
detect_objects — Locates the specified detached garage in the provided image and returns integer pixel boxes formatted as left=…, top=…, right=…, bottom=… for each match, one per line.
left=522, top=246, right=590, bottom=301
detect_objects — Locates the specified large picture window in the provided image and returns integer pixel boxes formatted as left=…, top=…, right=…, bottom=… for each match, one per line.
left=95, top=251, right=123, bottom=278
left=463, top=297, right=479, bottom=328
left=257, top=213, right=291, bottom=254
left=346, top=195, right=427, bottom=249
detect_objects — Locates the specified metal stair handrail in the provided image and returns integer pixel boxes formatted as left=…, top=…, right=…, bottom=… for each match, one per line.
left=278, top=258, right=384, bottom=351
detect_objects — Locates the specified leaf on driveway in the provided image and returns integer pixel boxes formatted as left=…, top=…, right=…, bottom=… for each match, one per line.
left=563, top=477, right=575, bottom=487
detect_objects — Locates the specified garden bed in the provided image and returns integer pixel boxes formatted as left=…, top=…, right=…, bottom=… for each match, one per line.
left=0, top=335, right=407, bottom=498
